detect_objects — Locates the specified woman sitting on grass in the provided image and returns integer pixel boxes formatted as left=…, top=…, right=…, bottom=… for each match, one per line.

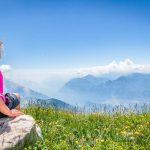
left=0, top=41, right=23, bottom=118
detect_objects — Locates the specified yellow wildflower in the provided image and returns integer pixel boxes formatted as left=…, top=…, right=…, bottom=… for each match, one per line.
left=134, top=131, right=140, bottom=135
left=125, top=126, right=130, bottom=129
left=121, top=131, right=126, bottom=134
left=95, top=139, right=99, bottom=143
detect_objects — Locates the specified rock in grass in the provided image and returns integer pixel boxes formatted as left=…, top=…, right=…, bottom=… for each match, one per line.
left=0, top=115, right=41, bottom=150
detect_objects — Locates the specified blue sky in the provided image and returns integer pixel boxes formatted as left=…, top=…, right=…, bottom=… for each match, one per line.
left=0, top=0, right=150, bottom=70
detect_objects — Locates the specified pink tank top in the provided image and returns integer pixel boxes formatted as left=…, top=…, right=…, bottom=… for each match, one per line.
left=0, top=70, right=6, bottom=103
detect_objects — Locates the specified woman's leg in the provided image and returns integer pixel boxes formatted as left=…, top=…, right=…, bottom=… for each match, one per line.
left=12, top=93, right=20, bottom=111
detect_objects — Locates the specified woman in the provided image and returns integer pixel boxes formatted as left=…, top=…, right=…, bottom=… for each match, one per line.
left=0, top=41, right=23, bottom=118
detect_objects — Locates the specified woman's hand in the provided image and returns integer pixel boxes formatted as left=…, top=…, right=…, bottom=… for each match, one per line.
left=0, top=99, right=24, bottom=117
left=10, top=109, right=24, bottom=117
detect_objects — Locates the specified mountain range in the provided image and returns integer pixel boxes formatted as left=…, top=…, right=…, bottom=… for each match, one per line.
left=4, top=78, right=71, bottom=108
left=4, top=78, right=49, bottom=99
left=58, top=73, right=150, bottom=105
left=5, top=73, right=150, bottom=106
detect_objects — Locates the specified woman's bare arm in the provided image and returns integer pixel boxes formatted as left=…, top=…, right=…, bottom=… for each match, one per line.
left=0, top=99, right=23, bottom=117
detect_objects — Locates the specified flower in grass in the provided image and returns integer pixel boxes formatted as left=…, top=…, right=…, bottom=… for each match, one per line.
left=28, top=146, right=32, bottom=150
left=146, top=122, right=150, bottom=125
left=103, top=128, right=109, bottom=131
left=100, top=139, right=104, bottom=142
left=121, top=131, right=133, bottom=136
left=75, top=140, right=79, bottom=144
left=126, top=132, right=133, bottom=136
left=125, top=126, right=130, bottom=129
left=134, top=131, right=141, bottom=135
left=95, top=139, right=99, bottom=143
left=121, top=131, right=126, bottom=135
left=129, top=136, right=135, bottom=140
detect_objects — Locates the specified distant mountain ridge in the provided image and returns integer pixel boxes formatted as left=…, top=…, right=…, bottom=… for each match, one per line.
left=35, top=98, right=73, bottom=109
left=58, top=73, right=150, bottom=105
left=82, top=75, right=108, bottom=85
left=4, top=78, right=49, bottom=99
left=4, top=78, right=71, bottom=108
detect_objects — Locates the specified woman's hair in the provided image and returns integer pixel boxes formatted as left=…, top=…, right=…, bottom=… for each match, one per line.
left=0, top=41, right=3, bottom=59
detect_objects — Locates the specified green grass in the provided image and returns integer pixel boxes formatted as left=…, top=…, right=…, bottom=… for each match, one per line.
left=22, top=106, right=150, bottom=150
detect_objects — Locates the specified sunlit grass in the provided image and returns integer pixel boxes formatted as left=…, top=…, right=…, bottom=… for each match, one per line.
left=22, top=105, right=150, bottom=150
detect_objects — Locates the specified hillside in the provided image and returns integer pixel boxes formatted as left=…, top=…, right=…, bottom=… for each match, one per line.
left=23, top=105, right=150, bottom=150
left=33, top=98, right=73, bottom=110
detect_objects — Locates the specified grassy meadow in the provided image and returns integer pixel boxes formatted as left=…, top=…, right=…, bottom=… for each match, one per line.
left=23, top=105, right=150, bottom=150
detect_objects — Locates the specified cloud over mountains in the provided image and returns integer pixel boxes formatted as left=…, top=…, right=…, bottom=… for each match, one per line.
left=72, top=59, right=150, bottom=76
left=2, top=58, right=150, bottom=78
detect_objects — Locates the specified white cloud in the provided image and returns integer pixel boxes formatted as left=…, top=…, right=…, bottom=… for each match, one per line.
left=71, top=58, right=150, bottom=76
left=0, top=64, right=11, bottom=73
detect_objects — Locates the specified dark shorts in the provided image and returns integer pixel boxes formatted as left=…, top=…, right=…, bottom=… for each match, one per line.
left=0, top=93, right=20, bottom=118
